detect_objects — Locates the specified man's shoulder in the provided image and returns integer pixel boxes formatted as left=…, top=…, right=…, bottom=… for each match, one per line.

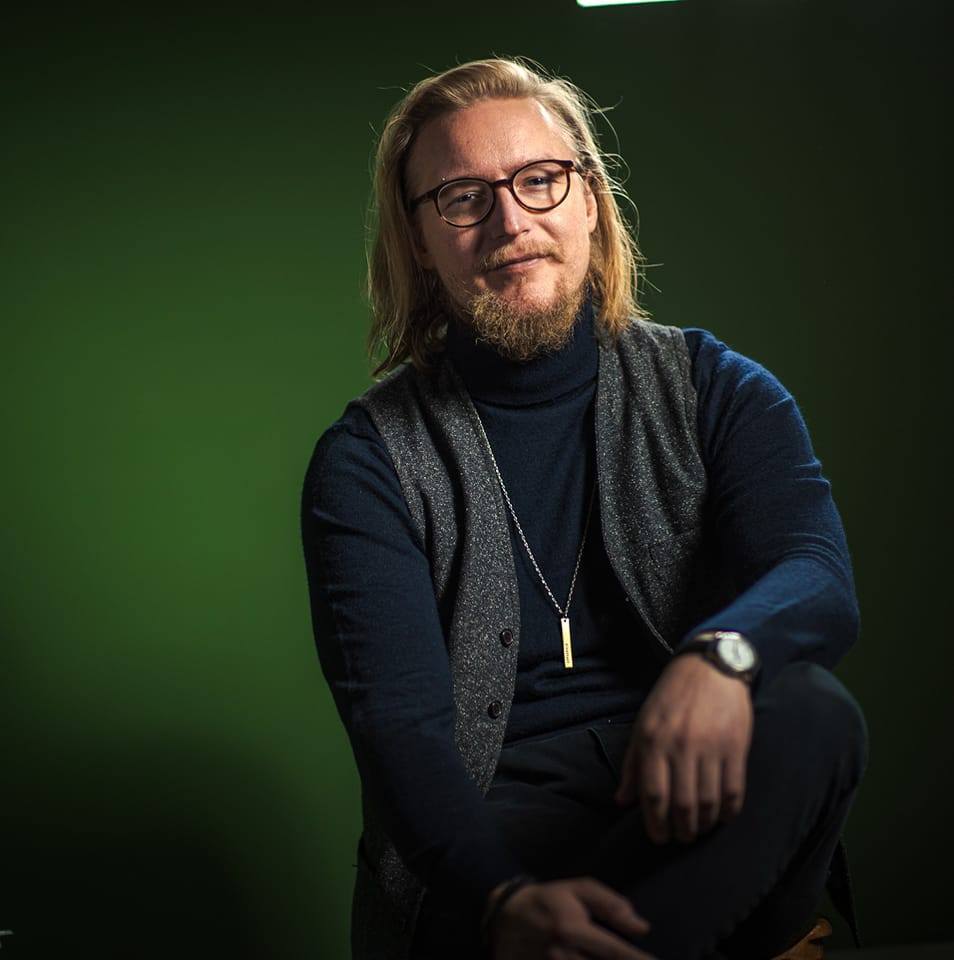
left=607, top=318, right=700, bottom=388
left=615, top=317, right=689, bottom=347
left=611, top=323, right=795, bottom=427
left=303, top=397, right=396, bottom=501
left=303, top=364, right=430, bottom=467
left=305, top=360, right=447, bottom=489
left=680, top=325, right=741, bottom=371
left=679, top=326, right=792, bottom=399
left=347, top=359, right=446, bottom=416
left=612, top=317, right=708, bottom=369
left=616, top=319, right=722, bottom=358
left=351, top=361, right=416, bottom=404
left=624, top=322, right=778, bottom=396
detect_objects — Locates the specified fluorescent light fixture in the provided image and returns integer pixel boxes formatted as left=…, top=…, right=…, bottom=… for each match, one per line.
left=578, top=0, right=683, bottom=6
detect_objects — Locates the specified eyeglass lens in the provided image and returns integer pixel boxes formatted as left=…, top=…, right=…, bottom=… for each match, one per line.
left=437, top=161, right=570, bottom=226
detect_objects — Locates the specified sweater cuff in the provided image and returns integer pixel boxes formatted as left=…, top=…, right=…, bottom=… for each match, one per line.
left=431, top=842, right=529, bottom=930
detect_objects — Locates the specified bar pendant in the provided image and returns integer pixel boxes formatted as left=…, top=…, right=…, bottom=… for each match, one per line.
left=561, top=617, right=574, bottom=669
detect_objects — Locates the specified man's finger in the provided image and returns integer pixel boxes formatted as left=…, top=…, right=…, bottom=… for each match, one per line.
left=544, top=949, right=587, bottom=960
left=615, top=737, right=641, bottom=806
left=720, top=752, right=747, bottom=822
left=670, top=750, right=698, bottom=843
left=638, top=750, right=670, bottom=844
left=697, top=755, right=722, bottom=834
left=572, top=920, right=658, bottom=960
left=575, top=877, right=651, bottom=934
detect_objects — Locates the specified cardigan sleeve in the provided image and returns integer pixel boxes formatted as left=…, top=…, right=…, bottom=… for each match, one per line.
left=678, top=328, right=861, bottom=694
left=300, top=405, right=526, bottom=924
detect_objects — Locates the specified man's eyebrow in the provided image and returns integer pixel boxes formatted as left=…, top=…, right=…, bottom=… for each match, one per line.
left=436, top=157, right=556, bottom=183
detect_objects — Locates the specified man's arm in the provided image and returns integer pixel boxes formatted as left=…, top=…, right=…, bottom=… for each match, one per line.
left=300, top=406, right=525, bottom=923
left=614, top=329, right=859, bottom=845
left=677, top=327, right=861, bottom=692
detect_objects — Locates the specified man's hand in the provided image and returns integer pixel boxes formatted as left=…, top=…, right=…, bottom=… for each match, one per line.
left=488, top=876, right=657, bottom=960
left=614, top=654, right=754, bottom=844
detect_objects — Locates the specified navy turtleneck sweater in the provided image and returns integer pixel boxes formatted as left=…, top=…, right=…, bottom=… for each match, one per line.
left=443, top=299, right=671, bottom=737
left=300, top=301, right=858, bottom=922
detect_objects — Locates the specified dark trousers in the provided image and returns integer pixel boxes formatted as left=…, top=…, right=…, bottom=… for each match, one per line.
left=411, top=661, right=868, bottom=960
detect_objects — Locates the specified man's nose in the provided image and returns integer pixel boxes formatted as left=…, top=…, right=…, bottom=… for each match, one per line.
left=487, top=185, right=531, bottom=238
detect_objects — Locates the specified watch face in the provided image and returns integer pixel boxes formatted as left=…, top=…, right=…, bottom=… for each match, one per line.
left=716, top=635, right=756, bottom=672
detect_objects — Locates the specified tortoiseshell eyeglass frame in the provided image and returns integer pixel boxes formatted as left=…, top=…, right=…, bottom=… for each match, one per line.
left=408, top=158, right=578, bottom=228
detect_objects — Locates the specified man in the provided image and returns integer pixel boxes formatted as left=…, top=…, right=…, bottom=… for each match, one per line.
left=300, top=57, right=867, bottom=960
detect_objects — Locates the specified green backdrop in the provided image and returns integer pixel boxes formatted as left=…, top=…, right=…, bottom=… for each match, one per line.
left=2, top=2, right=949, bottom=956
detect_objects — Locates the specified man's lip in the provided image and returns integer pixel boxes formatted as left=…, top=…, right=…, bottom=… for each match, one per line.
left=490, top=254, right=547, bottom=271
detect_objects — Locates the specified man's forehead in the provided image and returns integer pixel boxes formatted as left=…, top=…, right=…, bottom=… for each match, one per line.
left=406, top=97, right=573, bottom=192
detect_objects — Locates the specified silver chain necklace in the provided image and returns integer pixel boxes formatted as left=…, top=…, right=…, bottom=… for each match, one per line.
left=471, top=408, right=597, bottom=669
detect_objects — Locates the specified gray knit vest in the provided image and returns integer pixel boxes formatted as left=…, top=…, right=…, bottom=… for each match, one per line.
left=345, top=318, right=730, bottom=960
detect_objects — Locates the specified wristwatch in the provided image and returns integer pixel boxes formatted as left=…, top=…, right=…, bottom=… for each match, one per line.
left=675, top=630, right=760, bottom=685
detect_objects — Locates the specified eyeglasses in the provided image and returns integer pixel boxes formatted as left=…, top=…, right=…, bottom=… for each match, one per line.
left=409, top=158, right=578, bottom=228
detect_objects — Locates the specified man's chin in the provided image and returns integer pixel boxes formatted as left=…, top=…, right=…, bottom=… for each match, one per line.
left=460, top=283, right=585, bottom=362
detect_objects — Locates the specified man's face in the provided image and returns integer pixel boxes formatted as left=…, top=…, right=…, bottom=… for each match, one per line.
left=406, top=97, right=598, bottom=359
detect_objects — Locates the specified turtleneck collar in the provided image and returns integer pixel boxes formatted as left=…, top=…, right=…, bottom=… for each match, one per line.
left=444, top=295, right=598, bottom=407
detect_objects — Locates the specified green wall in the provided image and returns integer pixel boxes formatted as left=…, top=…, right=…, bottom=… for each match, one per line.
left=2, top=2, right=949, bottom=956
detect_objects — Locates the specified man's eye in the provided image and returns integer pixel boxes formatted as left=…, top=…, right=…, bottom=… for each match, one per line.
left=519, top=175, right=558, bottom=192
left=448, top=191, right=481, bottom=207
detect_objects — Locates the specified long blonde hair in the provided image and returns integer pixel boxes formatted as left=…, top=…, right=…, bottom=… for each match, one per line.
left=366, top=56, right=649, bottom=377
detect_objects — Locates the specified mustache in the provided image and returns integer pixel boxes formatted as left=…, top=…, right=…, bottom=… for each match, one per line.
left=479, top=243, right=562, bottom=273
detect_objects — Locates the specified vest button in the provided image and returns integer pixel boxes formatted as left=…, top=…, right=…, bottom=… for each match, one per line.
left=499, top=629, right=514, bottom=647
left=487, top=700, right=502, bottom=719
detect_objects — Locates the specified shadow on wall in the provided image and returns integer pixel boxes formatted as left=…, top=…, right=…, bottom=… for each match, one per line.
left=0, top=732, right=339, bottom=959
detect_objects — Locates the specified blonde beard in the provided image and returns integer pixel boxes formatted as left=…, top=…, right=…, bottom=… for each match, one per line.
left=446, top=278, right=587, bottom=363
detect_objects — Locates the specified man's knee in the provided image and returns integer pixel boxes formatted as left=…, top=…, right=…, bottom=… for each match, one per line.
left=755, top=661, right=869, bottom=791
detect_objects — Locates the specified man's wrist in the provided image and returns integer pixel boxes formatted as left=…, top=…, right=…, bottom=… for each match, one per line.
left=675, top=630, right=761, bottom=686
left=479, top=874, right=536, bottom=951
